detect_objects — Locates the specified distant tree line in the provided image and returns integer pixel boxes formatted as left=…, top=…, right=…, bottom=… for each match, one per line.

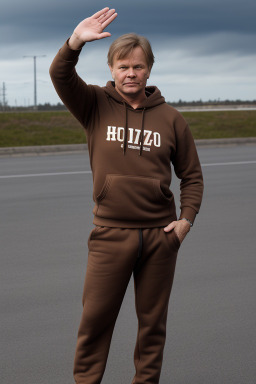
left=167, top=99, right=256, bottom=107
left=1, top=99, right=256, bottom=112
left=0, top=102, right=66, bottom=112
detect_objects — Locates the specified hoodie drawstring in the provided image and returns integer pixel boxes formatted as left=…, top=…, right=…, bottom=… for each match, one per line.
left=139, top=108, right=146, bottom=156
left=123, top=102, right=128, bottom=155
left=122, top=103, right=146, bottom=157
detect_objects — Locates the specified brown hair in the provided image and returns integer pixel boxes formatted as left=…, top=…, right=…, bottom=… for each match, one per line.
left=108, top=33, right=155, bottom=70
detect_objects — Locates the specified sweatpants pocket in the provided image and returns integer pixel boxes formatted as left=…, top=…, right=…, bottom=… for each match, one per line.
left=93, top=174, right=173, bottom=223
left=166, top=229, right=181, bottom=252
left=87, top=226, right=105, bottom=248
left=172, top=229, right=181, bottom=249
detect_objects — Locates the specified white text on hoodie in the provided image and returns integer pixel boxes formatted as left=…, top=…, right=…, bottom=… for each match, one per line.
left=106, top=126, right=161, bottom=148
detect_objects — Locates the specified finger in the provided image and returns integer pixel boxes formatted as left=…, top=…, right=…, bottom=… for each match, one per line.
left=97, top=32, right=112, bottom=39
left=99, top=9, right=116, bottom=24
left=98, top=14, right=107, bottom=22
left=163, top=221, right=177, bottom=232
left=92, top=7, right=110, bottom=19
left=101, top=12, right=118, bottom=29
left=98, top=10, right=111, bottom=21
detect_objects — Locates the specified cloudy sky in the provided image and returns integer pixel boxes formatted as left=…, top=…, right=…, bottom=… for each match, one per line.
left=1, top=0, right=255, bottom=106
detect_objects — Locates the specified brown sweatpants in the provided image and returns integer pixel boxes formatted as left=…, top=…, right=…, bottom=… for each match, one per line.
left=73, top=225, right=181, bottom=384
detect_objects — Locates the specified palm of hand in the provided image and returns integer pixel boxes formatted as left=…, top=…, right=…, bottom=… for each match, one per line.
left=74, top=8, right=117, bottom=42
left=75, top=18, right=105, bottom=41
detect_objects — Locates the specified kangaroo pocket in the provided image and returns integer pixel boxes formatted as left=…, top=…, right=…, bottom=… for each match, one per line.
left=93, top=174, right=173, bottom=222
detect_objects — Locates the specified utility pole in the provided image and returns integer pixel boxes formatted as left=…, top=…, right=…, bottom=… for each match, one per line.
left=0, top=82, right=7, bottom=111
left=23, top=55, right=46, bottom=110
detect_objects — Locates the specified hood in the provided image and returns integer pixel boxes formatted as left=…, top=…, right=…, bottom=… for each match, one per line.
left=102, top=81, right=166, bottom=156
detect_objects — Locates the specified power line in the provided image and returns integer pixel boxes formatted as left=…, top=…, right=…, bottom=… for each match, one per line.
left=23, top=55, right=46, bottom=109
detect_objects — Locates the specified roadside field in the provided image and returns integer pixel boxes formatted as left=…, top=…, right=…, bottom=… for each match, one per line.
left=0, top=110, right=255, bottom=147
left=183, top=110, right=256, bottom=139
left=0, top=111, right=85, bottom=147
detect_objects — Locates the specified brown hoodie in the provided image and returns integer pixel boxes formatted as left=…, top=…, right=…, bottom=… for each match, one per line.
left=49, top=41, right=204, bottom=228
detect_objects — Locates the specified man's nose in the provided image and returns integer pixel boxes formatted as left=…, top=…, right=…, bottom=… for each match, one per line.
left=127, top=68, right=136, bottom=77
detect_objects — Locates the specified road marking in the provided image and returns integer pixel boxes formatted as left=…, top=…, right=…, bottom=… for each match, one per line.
left=0, top=171, right=91, bottom=179
left=201, top=160, right=256, bottom=167
left=0, top=161, right=255, bottom=179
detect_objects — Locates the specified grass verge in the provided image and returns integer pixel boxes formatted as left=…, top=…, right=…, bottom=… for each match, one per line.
left=0, top=110, right=255, bottom=147
left=183, top=110, right=256, bottom=139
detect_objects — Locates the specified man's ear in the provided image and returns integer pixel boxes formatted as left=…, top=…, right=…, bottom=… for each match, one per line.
left=108, top=64, right=115, bottom=80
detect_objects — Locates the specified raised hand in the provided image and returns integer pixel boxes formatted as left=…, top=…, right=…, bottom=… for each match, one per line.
left=69, top=7, right=117, bottom=49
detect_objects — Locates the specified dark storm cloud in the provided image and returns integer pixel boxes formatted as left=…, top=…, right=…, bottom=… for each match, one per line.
left=1, top=0, right=256, bottom=55
left=1, top=0, right=256, bottom=104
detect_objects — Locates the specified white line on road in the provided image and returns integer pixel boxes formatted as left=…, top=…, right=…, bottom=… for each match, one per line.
left=0, top=161, right=256, bottom=179
left=0, top=171, right=91, bottom=179
left=201, top=160, right=256, bottom=167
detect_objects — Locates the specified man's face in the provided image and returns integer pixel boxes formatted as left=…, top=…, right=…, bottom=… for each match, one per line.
left=109, top=46, right=151, bottom=100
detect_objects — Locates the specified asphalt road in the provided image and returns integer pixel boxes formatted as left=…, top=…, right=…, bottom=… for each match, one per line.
left=1, top=145, right=256, bottom=384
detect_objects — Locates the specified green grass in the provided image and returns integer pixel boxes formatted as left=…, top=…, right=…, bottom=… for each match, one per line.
left=0, top=111, right=85, bottom=147
left=0, top=110, right=255, bottom=147
left=183, top=110, right=256, bottom=139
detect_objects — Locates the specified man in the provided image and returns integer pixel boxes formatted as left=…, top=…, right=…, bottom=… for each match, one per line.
left=50, top=7, right=204, bottom=384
